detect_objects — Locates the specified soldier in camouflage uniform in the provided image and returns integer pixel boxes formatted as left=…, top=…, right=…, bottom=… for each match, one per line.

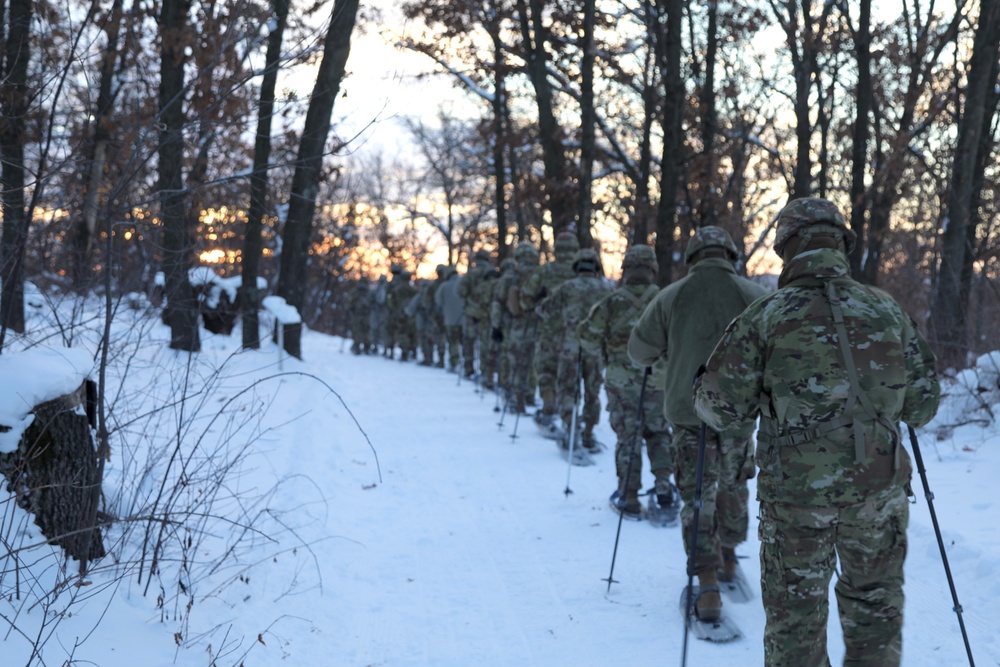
left=492, top=244, right=539, bottom=412
left=490, top=258, right=519, bottom=392
left=460, top=248, right=494, bottom=378
left=348, top=276, right=373, bottom=355
left=538, top=248, right=613, bottom=450
left=382, top=263, right=404, bottom=357
left=388, top=270, right=418, bottom=361
left=435, top=265, right=465, bottom=372
left=694, top=199, right=940, bottom=667
left=628, top=226, right=767, bottom=621
left=419, top=265, right=448, bottom=367
left=369, top=274, right=390, bottom=355
left=520, top=232, right=580, bottom=425
left=580, top=245, right=674, bottom=516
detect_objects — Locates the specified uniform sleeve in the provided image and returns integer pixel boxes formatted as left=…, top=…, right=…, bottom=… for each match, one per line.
left=900, top=316, right=941, bottom=428
left=579, top=298, right=607, bottom=356
left=693, top=314, right=765, bottom=433
left=627, top=294, right=668, bottom=367
left=519, top=270, right=541, bottom=312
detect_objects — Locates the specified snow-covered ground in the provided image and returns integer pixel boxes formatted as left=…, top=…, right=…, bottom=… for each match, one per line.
left=2, top=304, right=998, bottom=666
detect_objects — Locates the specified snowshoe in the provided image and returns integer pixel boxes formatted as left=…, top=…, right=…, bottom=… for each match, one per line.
left=679, top=585, right=741, bottom=642
left=609, top=490, right=642, bottom=520
left=643, top=485, right=681, bottom=527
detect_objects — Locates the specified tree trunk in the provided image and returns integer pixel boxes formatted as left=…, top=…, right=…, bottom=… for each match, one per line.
left=696, top=0, right=718, bottom=227
left=0, top=0, right=33, bottom=345
left=654, top=0, right=682, bottom=286
left=931, top=0, right=1000, bottom=366
left=243, top=0, right=290, bottom=350
left=158, top=0, right=201, bottom=352
left=515, top=0, right=574, bottom=234
left=488, top=16, right=509, bottom=261
left=847, top=0, right=872, bottom=280
left=276, top=0, right=360, bottom=359
left=73, top=0, right=124, bottom=292
left=577, top=0, right=596, bottom=249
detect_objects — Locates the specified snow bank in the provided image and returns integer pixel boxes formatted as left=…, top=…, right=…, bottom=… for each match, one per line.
left=925, top=350, right=1000, bottom=444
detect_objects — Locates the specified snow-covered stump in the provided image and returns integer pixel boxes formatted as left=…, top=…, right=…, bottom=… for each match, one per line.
left=0, top=350, right=104, bottom=564
left=263, top=295, right=303, bottom=363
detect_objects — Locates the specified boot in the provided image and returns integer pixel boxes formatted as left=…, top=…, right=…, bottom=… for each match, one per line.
left=696, top=568, right=722, bottom=621
left=611, top=489, right=641, bottom=518
left=540, top=389, right=556, bottom=414
left=720, top=547, right=739, bottom=582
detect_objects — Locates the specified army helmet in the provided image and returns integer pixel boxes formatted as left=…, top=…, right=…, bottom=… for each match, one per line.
left=572, top=248, right=602, bottom=274
left=554, top=231, right=581, bottom=261
left=474, top=248, right=492, bottom=263
left=773, top=197, right=856, bottom=257
left=621, top=244, right=658, bottom=274
left=684, top=226, right=739, bottom=265
left=514, top=243, right=540, bottom=266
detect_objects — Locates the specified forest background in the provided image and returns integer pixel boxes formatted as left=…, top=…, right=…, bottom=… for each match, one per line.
left=0, top=0, right=998, bottom=366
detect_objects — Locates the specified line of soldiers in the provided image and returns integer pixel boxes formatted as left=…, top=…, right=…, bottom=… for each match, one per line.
left=346, top=198, right=941, bottom=667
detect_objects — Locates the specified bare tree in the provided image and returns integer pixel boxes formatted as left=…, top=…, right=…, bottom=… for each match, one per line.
left=243, top=0, right=291, bottom=350
left=276, top=0, right=360, bottom=359
left=0, top=0, right=33, bottom=344
left=932, top=0, right=1000, bottom=365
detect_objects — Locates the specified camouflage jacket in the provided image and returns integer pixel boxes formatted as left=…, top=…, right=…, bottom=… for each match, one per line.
left=629, top=257, right=767, bottom=428
left=519, top=260, right=575, bottom=314
left=387, top=279, right=417, bottom=318
left=490, top=265, right=521, bottom=330
left=537, top=275, right=613, bottom=355
left=580, top=283, right=664, bottom=390
left=693, top=248, right=940, bottom=506
left=459, top=261, right=491, bottom=321
left=349, top=283, right=372, bottom=316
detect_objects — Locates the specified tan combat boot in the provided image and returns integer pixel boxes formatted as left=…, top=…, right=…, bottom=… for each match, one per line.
left=696, top=568, right=722, bottom=621
left=720, top=547, right=739, bottom=582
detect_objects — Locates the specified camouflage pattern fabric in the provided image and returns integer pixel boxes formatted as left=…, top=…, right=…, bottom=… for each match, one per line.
left=580, top=281, right=673, bottom=495
left=694, top=249, right=940, bottom=506
left=759, top=488, right=908, bottom=667
left=520, top=243, right=577, bottom=412
left=473, top=269, right=500, bottom=387
left=369, top=276, right=390, bottom=353
left=387, top=275, right=418, bottom=360
left=419, top=271, right=447, bottom=366
left=348, top=281, right=372, bottom=354
left=490, top=261, right=519, bottom=391
left=693, top=236, right=940, bottom=665
left=459, top=257, right=492, bottom=376
left=671, top=425, right=754, bottom=573
left=538, top=273, right=612, bottom=434
left=683, top=224, right=740, bottom=264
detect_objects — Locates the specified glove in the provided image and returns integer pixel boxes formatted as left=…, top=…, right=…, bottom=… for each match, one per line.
left=536, top=285, right=548, bottom=301
left=491, top=327, right=504, bottom=343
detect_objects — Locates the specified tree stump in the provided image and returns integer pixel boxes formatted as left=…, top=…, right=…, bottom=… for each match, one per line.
left=0, top=380, right=105, bottom=562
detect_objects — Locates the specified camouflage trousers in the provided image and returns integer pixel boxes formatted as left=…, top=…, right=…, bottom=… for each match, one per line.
left=445, top=324, right=463, bottom=370
left=556, top=345, right=602, bottom=434
left=505, top=317, right=538, bottom=406
left=462, top=318, right=479, bottom=375
left=534, top=320, right=561, bottom=410
left=420, top=317, right=446, bottom=364
left=350, top=314, right=371, bottom=353
left=673, top=425, right=754, bottom=573
left=759, top=488, right=908, bottom=667
left=606, top=385, right=673, bottom=494
left=392, top=315, right=417, bottom=358
left=475, top=317, right=498, bottom=387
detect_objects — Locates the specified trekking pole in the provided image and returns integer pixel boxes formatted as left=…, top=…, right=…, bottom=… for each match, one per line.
left=564, top=348, right=585, bottom=496
left=604, top=367, right=651, bottom=592
left=907, top=423, right=976, bottom=667
left=681, top=420, right=710, bottom=667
